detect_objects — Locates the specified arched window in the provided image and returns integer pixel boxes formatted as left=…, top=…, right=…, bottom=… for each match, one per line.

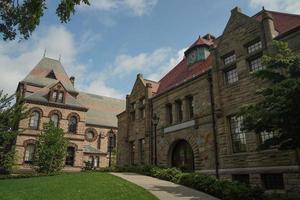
left=86, top=131, right=94, bottom=140
left=50, top=114, right=59, bottom=127
left=171, top=140, right=194, bottom=171
left=24, top=144, right=35, bottom=163
left=29, top=111, right=40, bottom=129
left=65, top=146, right=75, bottom=166
left=68, top=116, right=77, bottom=133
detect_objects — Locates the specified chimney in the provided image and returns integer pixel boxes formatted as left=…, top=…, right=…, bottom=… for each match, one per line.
left=262, top=9, right=278, bottom=45
left=231, top=7, right=242, bottom=15
left=70, top=76, right=75, bottom=86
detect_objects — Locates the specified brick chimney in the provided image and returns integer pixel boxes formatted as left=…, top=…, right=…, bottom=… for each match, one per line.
left=70, top=76, right=75, bottom=86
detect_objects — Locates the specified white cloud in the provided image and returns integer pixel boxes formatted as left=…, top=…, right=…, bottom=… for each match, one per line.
left=249, top=0, right=300, bottom=14
left=0, top=25, right=123, bottom=99
left=82, top=0, right=158, bottom=16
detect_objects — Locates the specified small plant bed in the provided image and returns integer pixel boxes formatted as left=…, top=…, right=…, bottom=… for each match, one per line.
left=112, top=165, right=293, bottom=200
left=0, top=172, right=158, bottom=200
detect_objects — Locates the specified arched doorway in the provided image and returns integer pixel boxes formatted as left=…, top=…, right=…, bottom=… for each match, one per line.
left=171, top=140, right=194, bottom=171
left=65, top=147, right=75, bottom=166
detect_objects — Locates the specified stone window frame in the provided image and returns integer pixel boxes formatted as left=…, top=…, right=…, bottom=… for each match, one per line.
left=48, top=110, right=62, bottom=128
left=28, top=107, right=43, bottom=130
left=67, top=112, right=80, bottom=134
left=175, top=99, right=183, bottom=123
left=85, top=128, right=98, bottom=142
left=245, top=39, right=263, bottom=54
left=223, top=51, right=236, bottom=66
left=23, top=139, right=36, bottom=164
left=165, top=103, right=173, bottom=125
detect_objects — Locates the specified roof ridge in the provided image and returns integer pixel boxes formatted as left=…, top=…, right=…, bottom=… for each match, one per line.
left=79, top=91, right=124, bottom=101
left=144, top=78, right=159, bottom=83
left=252, top=9, right=300, bottom=18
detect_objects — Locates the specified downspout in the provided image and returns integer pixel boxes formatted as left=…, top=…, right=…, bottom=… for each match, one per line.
left=208, top=71, right=219, bottom=179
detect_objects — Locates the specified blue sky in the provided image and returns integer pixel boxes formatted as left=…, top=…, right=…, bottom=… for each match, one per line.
left=1, top=0, right=299, bottom=98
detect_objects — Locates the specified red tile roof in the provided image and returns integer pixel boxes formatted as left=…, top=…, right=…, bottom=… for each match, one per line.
left=253, top=10, right=300, bottom=35
left=157, top=55, right=212, bottom=95
left=186, top=36, right=214, bottom=52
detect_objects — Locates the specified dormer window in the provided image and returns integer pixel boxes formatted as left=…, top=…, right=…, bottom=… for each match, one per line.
left=187, top=47, right=210, bottom=65
left=46, top=70, right=57, bottom=79
left=50, top=90, right=64, bottom=103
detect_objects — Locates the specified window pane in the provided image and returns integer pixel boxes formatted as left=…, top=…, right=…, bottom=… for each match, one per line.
left=248, top=41, right=262, bottom=53
left=30, top=111, right=40, bottom=129
left=166, top=104, right=173, bottom=125
left=52, top=91, right=57, bottom=100
left=57, top=92, right=64, bottom=103
left=250, top=57, right=264, bottom=72
left=87, top=131, right=94, bottom=140
left=225, top=68, right=238, bottom=84
left=68, top=116, right=77, bottom=133
left=50, top=114, right=59, bottom=127
left=224, top=54, right=236, bottom=65
left=24, top=144, right=35, bottom=163
left=188, top=96, right=194, bottom=119
left=176, top=100, right=183, bottom=122
left=230, top=116, right=247, bottom=152
left=261, top=174, right=284, bottom=190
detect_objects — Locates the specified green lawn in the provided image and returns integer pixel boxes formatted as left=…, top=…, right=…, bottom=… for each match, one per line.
left=0, top=172, right=158, bottom=200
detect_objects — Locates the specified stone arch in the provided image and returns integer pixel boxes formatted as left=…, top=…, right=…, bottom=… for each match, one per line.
left=165, top=135, right=201, bottom=171
left=85, top=127, right=98, bottom=142
left=29, top=107, right=43, bottom=117
left=67, top=112, right=80, bottom=122
left=23, top=139, right=36, bottom=146
left=68, top=142, right=78, bottom=151
left=48, top=110, right=62, bottom=119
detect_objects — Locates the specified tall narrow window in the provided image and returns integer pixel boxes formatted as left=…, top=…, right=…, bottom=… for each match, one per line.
left=57, top=92, right=64, bottom=103
left=261, top=174, right=284, bottom=190
left=65, top=147, right=75, bottom=166
left=139, top=139, right=145, bottom=164
left=229, top=116, right=247, bottom=153
left=24, top=144, right=35, bottom=163
left=176, top=100, right=183, bottom=122
left=29, top=111, right=40, bottom=129
left=166, top=104, right=173, bottom=125
left=260, top=131, right=279, bottom=146
left=52, top=91, right=58, bottom=101
left=68, top=116, right=77, bottom=133
left=187, top=96, right=194, bottom=119
left=247, top=41, right=262, bottom=53
left=50, top=114, right=59, bottom=127
left=130, top=141, right=135, bottom=165
left=140, top=108, right=145, bottom=119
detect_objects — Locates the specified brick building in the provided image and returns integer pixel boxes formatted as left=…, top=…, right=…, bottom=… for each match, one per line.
left=16, top=57, right=125, bottom=171
left=117, top=7, right=300, bottom=193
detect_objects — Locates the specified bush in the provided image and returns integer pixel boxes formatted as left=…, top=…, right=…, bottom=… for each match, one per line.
left=83, top=161, right=94, bottom=171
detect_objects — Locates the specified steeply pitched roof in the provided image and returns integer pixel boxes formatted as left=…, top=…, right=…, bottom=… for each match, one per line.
left=76, top=92, right=125, bottom=128
left=253, top=10, right=300, bottom=35
left=22, top=57, right=77, bottom=93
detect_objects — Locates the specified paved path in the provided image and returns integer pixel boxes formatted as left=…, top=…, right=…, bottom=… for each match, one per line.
left=111, top=172, right=219, bottom=200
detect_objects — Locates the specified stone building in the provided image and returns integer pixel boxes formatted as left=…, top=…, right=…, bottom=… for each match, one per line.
left=15, top=57, right=125, bottom=171
left=117, top=7, right=300, bottom=193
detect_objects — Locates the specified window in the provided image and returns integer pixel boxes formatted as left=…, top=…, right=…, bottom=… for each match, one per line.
left=176, top=100, right=183, bottom=122
left=232, top=174, right=249, bottom=185
left=131, top=102, right=136, bottom=110
left=166, top=104, right=173, bottom=125
left=187, top=96, right=194, bottom=119
left=247, top=41, right=262, bottom=54
left=65, top=147, right=75, bottom=166
left=260, top=131, right=279, bottom=145
left=224, top=54, right=236, bottom=65
left=97, top=135, right=101, bottom=149
left=68, top=116, right=77, bottom=133
left=86, top=131, right=95, bottom=140
left=57, top=92, right=64, bottom=103
left=249, top=57, right=264, bottom=72
left=29, top=111, right=40, bottom=129
left=24, top=144, right=35, bottom=163
left=130, top=141, right=135, bottom=165
left=139, top=139, right=145, bottom=164
left=225, top=67, right=238, bottom=84
left=52, top=91, right=58, bottom=100
left=140, top=108, right=145, bottom=119
left=229, top=116, right=247, bottom=153
left=50, top=114, right=59, bottom=127
left=130, top=111, right=136, bottom=121
left=261, top=174, right=284, bottom=190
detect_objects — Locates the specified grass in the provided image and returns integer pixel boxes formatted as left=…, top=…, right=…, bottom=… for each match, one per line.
left=0, top=172, right=158, bottom=200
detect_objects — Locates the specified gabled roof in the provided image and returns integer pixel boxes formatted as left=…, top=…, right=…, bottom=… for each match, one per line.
left=253, top=10, right=300, bottom=35
left=22, top=57, right=77, bottom=93
left=76, top=92, right=125, bottom=128
left=185, top=36, right=214, bottom=54
left=143, top=79, right=159, bottom=94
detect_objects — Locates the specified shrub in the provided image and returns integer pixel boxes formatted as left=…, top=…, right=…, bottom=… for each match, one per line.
left=83, top=161, right=94, bottom=171
left=33, top=123, right=68, bottom=174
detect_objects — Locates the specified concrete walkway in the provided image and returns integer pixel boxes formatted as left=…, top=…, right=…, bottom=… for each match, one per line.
left=111, top=172, right=219, bottom=200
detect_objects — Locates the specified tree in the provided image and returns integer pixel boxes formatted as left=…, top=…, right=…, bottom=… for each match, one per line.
left=240, top=41, right=300, bottom=158
left=33, top=122, right=68, bottom=174
left=0, top=90, right=27, bottom=174
left=0, top=0, right=90, bottom=41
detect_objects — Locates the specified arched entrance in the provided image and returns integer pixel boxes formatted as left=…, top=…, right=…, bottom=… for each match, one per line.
left=171, top=140, right=194, bottom=171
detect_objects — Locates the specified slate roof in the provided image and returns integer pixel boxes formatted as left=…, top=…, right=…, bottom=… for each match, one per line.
left=22, top=57, right=77, bottom=93
left=253, top=10, right=300, bottom=36
left=154, top=9, right=300, bottom=96
left=21, top=57, right=125, bottom=128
